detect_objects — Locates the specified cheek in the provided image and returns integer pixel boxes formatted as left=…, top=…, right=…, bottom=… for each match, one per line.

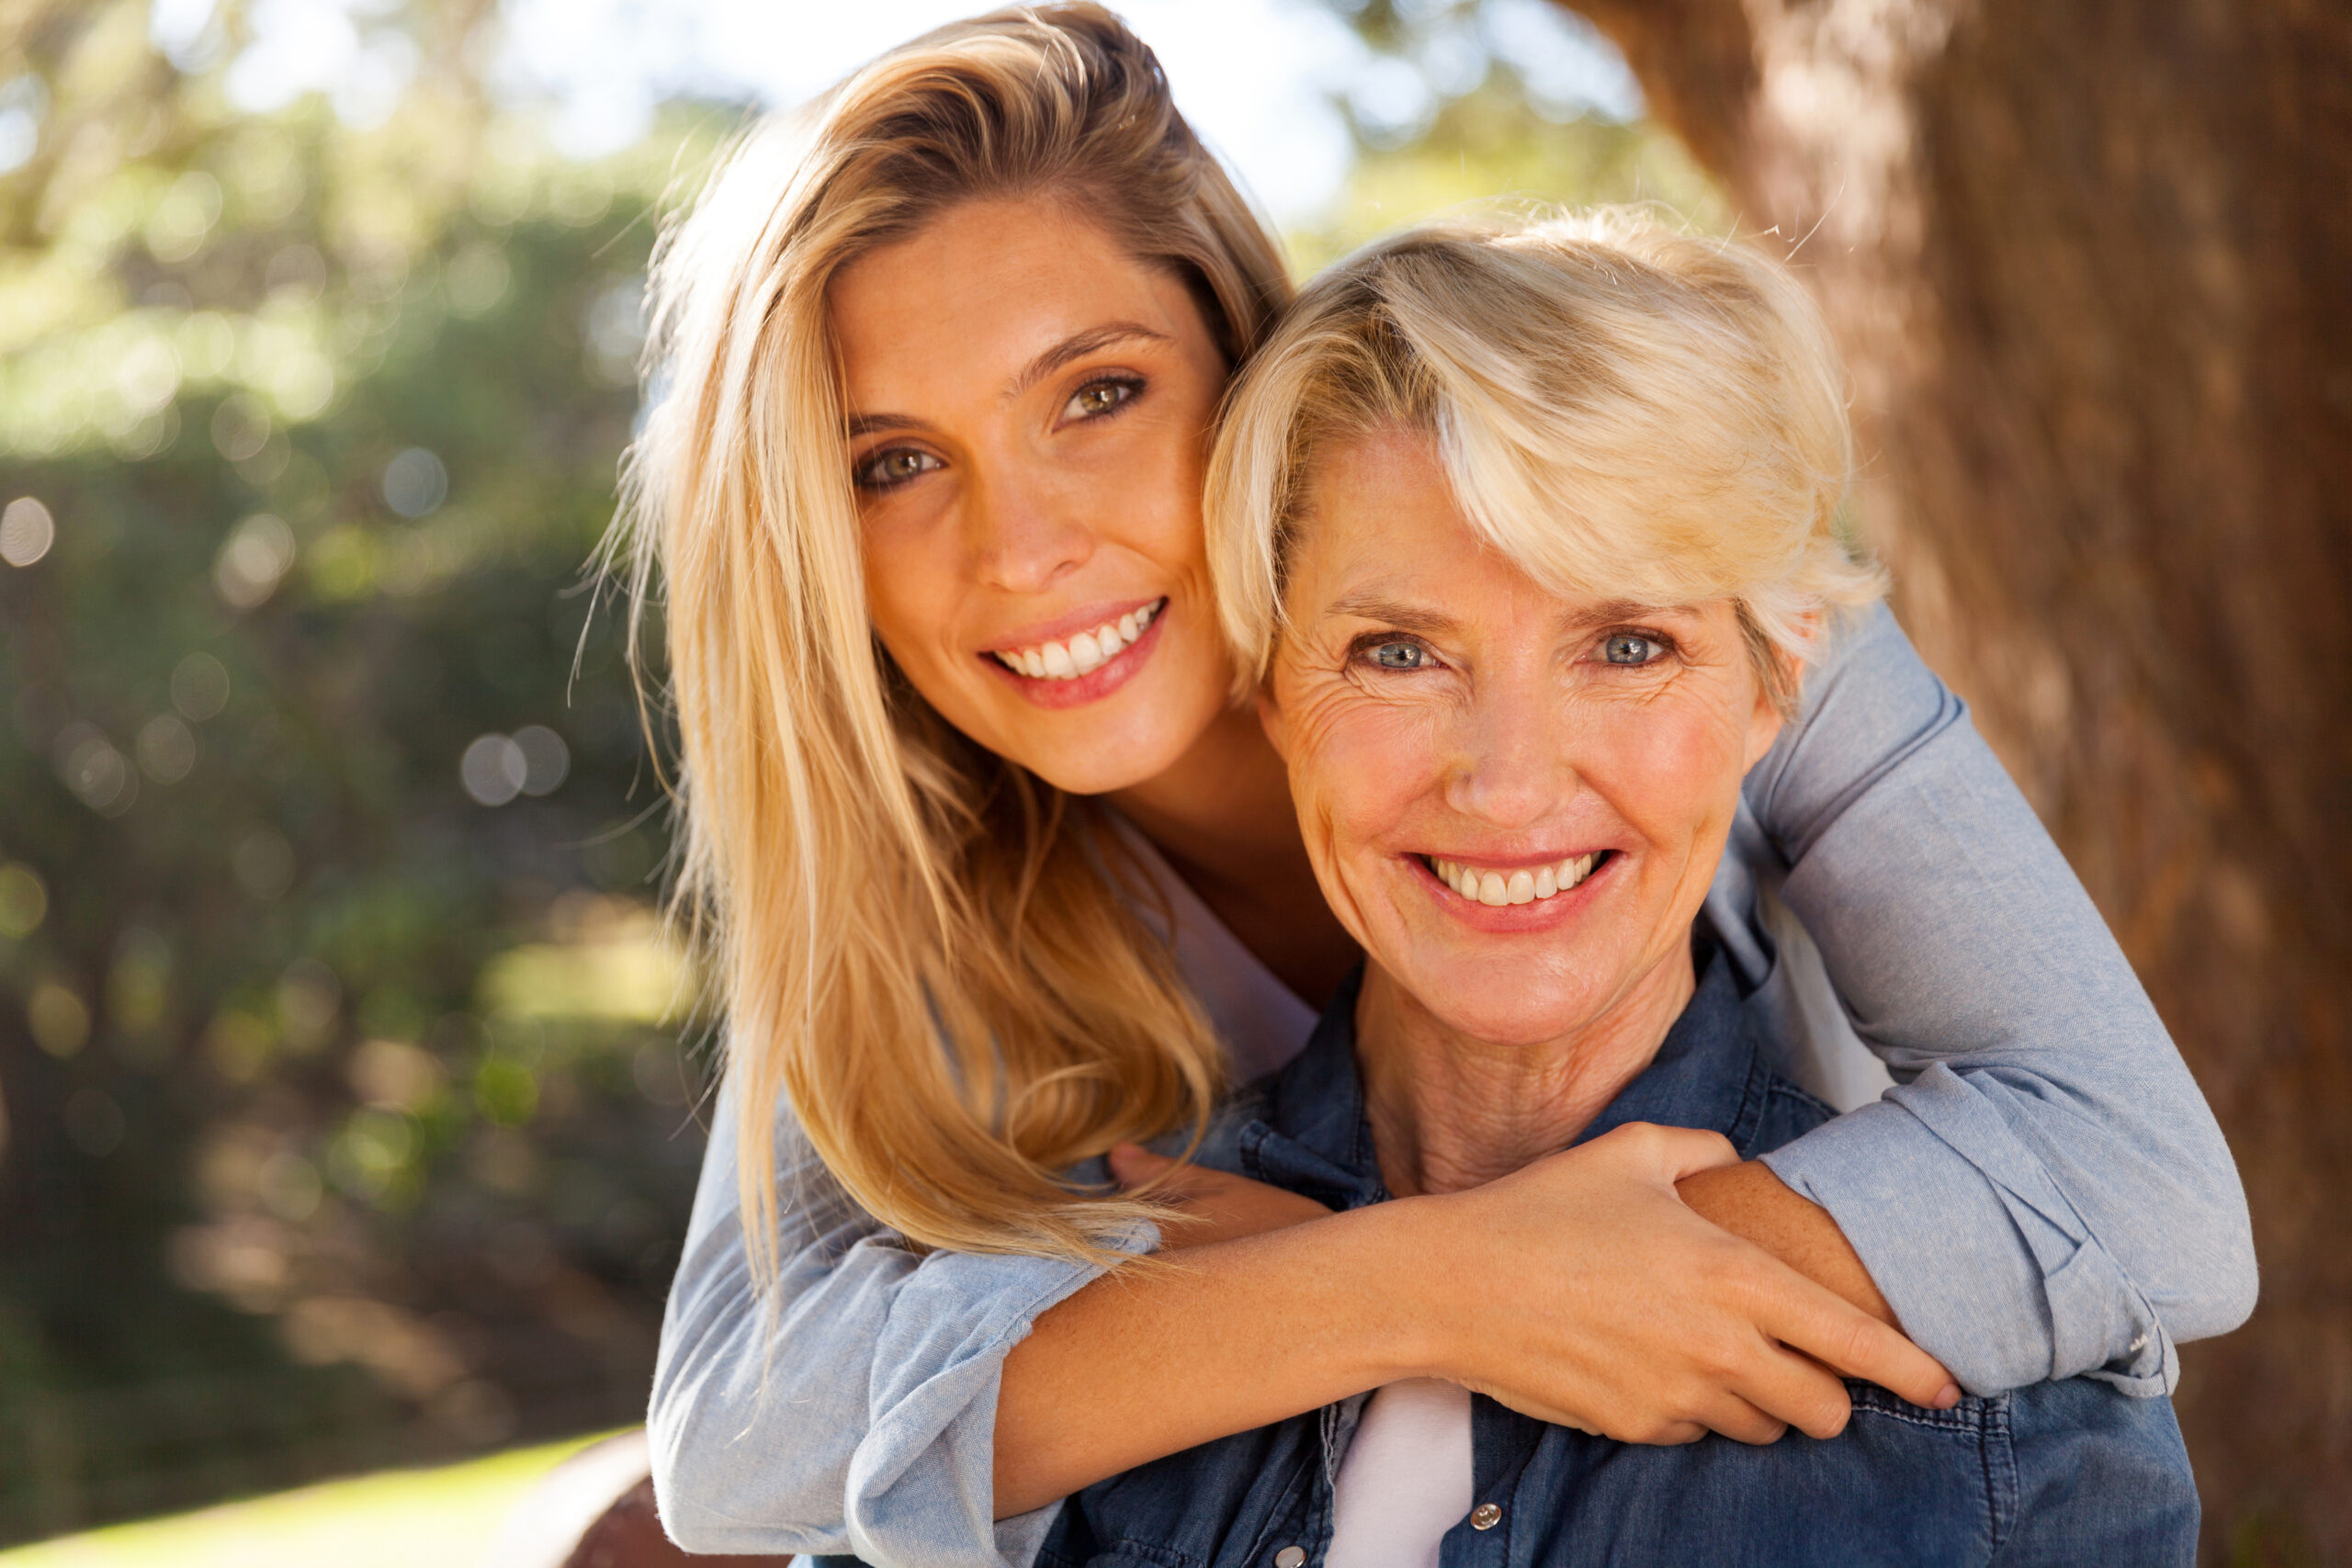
left=1111, top=426, right=1212, bottom=577
left=1578, top=690, right=1753, bottom=850
left=859, top=512, right=956, bottom=665
left=1283, top=685, right=1445, bottom=840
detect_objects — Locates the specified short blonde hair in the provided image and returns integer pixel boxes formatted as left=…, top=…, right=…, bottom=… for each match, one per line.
left=1207, top=209, right=1884, bottom=710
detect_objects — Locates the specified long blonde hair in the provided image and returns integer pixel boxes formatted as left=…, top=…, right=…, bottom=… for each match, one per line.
left=603, top=6, right=1294, bottom=1269
left=1209, top=210, right=1884, bottom=707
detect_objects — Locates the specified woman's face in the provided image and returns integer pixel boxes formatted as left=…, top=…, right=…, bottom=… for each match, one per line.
left=830, top=197, right=1238, bottom=795
left=1262, top=426, right=1786, bottom=1048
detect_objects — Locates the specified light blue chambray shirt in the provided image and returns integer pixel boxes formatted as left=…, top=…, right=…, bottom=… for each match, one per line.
left=646, top=604, right=2256, bottom=1565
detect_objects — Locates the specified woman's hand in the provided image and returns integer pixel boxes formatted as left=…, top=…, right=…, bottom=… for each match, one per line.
left=1108, top=1144, right=1332, bottom=1249
left=998, top=1122, right=1958, bottom=1516
left=1411, top=1122, right=1959, bottom=1447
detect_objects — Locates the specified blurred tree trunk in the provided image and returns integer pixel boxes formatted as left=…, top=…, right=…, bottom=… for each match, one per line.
left=1555, top=0, right=2352, bottom=1557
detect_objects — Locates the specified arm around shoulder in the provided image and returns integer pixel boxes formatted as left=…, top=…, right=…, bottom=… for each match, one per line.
left=1745, top=604, right=2256, bottom=1393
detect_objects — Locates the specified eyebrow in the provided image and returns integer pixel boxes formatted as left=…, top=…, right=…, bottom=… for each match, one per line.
left=1322, top=591, right=1679, bottom=635
left=1323, top=592, right=1464, bottom=638
left=841, top=321, right=1173, bottom=442
left=1005, top=321, right=1171, bottom=399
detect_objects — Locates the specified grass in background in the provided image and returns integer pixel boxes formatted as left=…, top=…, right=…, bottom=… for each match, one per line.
left=0, top=1433, right=604, bottom=1568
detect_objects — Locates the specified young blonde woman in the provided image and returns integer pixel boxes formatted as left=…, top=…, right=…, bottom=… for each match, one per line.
left=617, top=7, right=2253, bottom=1562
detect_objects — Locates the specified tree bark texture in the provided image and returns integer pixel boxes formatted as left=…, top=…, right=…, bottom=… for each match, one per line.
left=1557, top=0, right=2352, bottom=1558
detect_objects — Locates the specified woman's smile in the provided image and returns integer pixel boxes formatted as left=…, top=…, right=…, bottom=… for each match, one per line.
left=1415, top=848, right=1621, bottom=929
left=981, top=595, right=1170, bottom=708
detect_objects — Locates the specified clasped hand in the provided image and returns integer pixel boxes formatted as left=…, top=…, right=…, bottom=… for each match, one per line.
left=1111, top=1124, right=1958, bottom=1448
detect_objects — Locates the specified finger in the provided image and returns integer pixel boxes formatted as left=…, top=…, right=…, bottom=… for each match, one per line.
left=1688, top=1391, right=1789, bottom=1447
left=1602, top=1122, right=1741, bottom=1184
left=1724, top=1341, right=1856, bottom=1441
left=1107, top=1143, right=1175, bottom=1190
left=1757, top=1272, right=1958, bottom=1411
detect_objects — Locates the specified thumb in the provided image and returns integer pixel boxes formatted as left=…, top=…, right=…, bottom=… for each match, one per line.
left=1613, top=1122, right=1742, bottom=1185
left=1108, top=1142, right=1176, bottom=1190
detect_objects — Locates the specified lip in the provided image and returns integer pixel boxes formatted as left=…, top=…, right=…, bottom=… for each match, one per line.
left=1411, top=849, right=1621, bottom=932
left=981, top=600, right=1170, bottom=710
left=980, top=596, right=1166, bottom=656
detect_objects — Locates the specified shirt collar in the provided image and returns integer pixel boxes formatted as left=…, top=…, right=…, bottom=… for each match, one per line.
left=1238, top=939, right=1772, bottom=1207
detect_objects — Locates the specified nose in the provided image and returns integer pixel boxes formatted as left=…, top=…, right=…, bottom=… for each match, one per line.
left=964, top=461, right=1095, bottom=595
left=1442, top=663, right=1577, bottom=830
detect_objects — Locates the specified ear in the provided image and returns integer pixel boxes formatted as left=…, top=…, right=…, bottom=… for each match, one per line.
left=1254, top=682, right=1292, bottom=762
left=1743, top=679, right=1788, bottom=773
left=1741, top=641, right=1804, bottom=772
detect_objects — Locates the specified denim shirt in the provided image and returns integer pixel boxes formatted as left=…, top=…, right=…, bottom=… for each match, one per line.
left=1026, top=952, right=2199, bottom=1568
left=647, top=605, right=2253, bottom=1564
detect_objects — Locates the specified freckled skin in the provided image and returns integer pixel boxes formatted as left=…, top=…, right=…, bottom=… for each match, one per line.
left=1261, top=426, right=1787, bottom=1058
left=830, top=198, right=1238, bottom=795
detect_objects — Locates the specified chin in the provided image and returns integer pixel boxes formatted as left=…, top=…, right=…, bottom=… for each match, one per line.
left=1391, top=949, right=1609, bottom=1047
left=1004, top=711, right=1200, bottom=796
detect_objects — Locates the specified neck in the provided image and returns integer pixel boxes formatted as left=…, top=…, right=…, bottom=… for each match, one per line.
left=1110, top=701, right=1300, bottom=885
left=1108, top=703, right=1359, bottom=1006
left=1355, top=944, right=1698, bottom=1198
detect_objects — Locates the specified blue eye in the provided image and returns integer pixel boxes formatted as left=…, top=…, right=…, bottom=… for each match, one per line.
left=1603, top=634, right=1663, bottom=665
left=1372, top=641, right=1426, bottom=670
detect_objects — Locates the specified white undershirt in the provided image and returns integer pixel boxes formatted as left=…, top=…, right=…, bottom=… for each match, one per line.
left=1121, top=819, right=1477, bottom=1565
left=1327, top=1379, right=1476, bottom=1568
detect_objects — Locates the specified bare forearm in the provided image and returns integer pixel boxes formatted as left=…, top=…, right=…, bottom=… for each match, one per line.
left=993, top=1200, right=1432, bottom=1517
left=1678, top=1160, right=1896, bottom=1325
left=998, top=1145, right=1939, bottom=1519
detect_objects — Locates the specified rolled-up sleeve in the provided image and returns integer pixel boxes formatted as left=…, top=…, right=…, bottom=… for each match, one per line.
left=1749, top=604, right=2256, bottom=1394
left=649, top=1077, right=1149, bottom=1564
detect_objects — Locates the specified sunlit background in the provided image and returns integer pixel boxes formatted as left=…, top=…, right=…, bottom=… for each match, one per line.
left=0, top=0, right=1717, bottom=1551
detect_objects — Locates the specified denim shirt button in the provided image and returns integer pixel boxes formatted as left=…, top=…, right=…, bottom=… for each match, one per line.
left=1274, top=1548, right=1306, bottom=1568
left=1471, top=1503, right=1503, bottom=1531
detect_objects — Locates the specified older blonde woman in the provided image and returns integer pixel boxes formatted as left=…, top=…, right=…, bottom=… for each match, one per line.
left=1026, top=212, right=2200, bottom=1568
left=628, top=9, right=2250, bottom=1560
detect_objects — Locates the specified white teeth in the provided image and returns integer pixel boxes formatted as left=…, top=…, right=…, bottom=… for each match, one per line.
left=993, top=600, right=1163, bottom=682
left=1434, top=852, right=1604, bottom=907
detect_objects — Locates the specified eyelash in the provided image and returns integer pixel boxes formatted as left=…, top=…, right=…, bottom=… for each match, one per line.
left=853, top=446, right=942, bottom=492
left=1597, top=630, right=1675, bottom=667
left=1349, top=634, right=1438, bottom=672
left=1063, top=374, right=1145, bottom=423
left=851, top=375, right=1147, bottom=493
left=1345, top=628, right=1679, bottom=672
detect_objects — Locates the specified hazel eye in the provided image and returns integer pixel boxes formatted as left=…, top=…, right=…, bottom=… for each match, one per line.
left=1372, top=641, right=1427, bottom=670
left=1063, top=378, right=1139, bottom=421
left=854, top=447, right=942, bottom=491
left=1602, top=634, right=1665, bottom=666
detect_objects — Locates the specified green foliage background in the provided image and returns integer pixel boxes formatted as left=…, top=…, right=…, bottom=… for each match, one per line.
left=0, top=0, right=1716, bottom=1541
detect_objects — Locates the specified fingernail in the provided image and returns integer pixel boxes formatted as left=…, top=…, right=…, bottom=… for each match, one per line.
left=1934, top=1382, right=1960, bottom=1409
